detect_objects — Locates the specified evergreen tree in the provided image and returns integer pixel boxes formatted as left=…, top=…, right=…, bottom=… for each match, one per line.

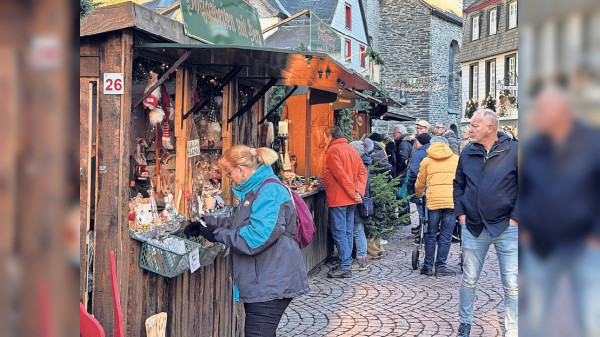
left=365, top=167, right=411, bottom=239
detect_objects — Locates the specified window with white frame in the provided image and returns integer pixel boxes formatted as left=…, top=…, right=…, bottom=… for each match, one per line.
left=489, top=9, right=497, bottom=35
left=508, top=1, right=517, bottom=29
left=508, top=56, right=516, bottom=84
left=472, top=15, right=480, bottom=40
left=486, top=60, right=496, bottom=97
left=470, top=64, right=479, bottom=100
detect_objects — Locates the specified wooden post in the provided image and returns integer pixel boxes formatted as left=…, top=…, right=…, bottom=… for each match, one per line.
left=221, top=79, right=237, bottom=203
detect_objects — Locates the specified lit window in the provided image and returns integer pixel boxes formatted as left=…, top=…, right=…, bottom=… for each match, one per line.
left=489, top=9, right=497, bottom=35
left=472, top=15, right=480, bottom=40
left=508, top=1, right=517, bottom=29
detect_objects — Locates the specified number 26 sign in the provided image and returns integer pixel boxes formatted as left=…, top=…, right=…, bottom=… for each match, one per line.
left=103, top=73, right=124, bottom=94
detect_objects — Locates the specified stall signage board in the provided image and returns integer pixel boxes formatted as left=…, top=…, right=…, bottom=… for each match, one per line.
left=310, top=13, right=340, bottom=57
left=189, top=248, right=200, bottom=273
left=179, top=0, right=264, bottom=47
left=103, top=73, right=124, bottom=95
left=187, top=139, right=201, bottom=158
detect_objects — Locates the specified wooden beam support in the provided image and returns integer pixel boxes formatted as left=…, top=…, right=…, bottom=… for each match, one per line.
left=228, top=78, right=277, bottom=124
left=258, top=85, right=298, bottom=125
left=262, top=9, right=310, bottom=33
left=131, top=49, right=191, bottom=110
left=182, top=66, right=242, bottom=123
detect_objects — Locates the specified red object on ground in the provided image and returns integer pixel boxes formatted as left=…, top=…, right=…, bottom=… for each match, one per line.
left=110, top=251, right=125, bottom=337
left=80, top=302, right=105, bottom=337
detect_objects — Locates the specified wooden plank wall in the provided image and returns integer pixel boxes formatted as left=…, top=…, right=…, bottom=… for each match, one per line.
left=300, top=192, right=331, bottom=272
left=82, top=31, right=245, bottom=337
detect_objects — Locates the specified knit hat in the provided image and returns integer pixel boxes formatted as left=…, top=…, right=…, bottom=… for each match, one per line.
left=430, top=136, right=449, bottom=145
left=363, top=138, right=375, bottom=153
left=349, top=141, right=367, bottom=156
left=368, top=132, right=383, bottom=142
left=416, top=133, right=431, bottom=145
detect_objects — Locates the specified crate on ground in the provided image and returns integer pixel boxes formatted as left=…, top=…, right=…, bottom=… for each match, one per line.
left=139, top=235, right=207, bottom=277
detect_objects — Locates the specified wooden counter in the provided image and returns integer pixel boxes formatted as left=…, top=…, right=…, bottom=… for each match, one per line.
left=298, top=189, right=332, bottom=273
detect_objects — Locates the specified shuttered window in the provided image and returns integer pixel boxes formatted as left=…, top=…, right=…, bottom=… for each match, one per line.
left=345, top=3, right=352, bottom=30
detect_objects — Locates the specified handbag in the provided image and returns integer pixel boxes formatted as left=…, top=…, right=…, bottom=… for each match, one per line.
left=359, top=196, right=374, bottom=218
left=395, top=174, right=410, bottom=199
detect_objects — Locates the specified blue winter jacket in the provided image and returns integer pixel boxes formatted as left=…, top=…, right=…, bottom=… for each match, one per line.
left=205, top=165, right=310, bottom=303
left=407, top=143, right=431, bottom=196
left=453, top=132, right=518, bottom=237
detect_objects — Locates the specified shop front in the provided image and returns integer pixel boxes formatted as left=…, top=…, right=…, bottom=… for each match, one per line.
left=80, top=2, right=377, bottom=335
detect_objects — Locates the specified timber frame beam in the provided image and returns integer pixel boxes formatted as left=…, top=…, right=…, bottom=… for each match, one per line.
left=131, top=49, right=192, bottom=110
left=228, top=78, right=277, bottom=124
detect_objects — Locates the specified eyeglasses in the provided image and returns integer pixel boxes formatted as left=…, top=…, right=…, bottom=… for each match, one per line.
left=225, top=167, right=236, bottom=179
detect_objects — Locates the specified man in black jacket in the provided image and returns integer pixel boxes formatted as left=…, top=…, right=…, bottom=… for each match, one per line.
left=453, top=109, right=518, bottom=337
left=393, top=124, right=412, bottom=179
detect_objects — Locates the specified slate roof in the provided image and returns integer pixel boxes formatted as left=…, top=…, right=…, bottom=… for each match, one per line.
left=419, top=0, right=463, bottom=24
left=264, top=26, right=311, bottom=50
left=277, top=0, right=339, bottom=24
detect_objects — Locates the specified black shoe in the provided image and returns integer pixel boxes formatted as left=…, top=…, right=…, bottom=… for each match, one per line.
left=327, top=269, right=352, bottom=278
left=420, top=267, right=433, bottom=276
left=411, top=227, right=420, bottom=235
left=457, top=323, right=471, bottom=337
left=435, top=268, right=456, bottom=277
left=414, top=237, right=421, bottom=245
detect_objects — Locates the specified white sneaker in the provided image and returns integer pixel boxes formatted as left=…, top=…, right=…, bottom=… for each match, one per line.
left=380, top=239, right=388, bottom=245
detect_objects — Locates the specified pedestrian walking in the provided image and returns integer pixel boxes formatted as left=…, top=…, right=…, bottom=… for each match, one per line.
left=407, top=133, right=431, bottom=238
left=184, top=145, right=310, bottom=337
left=392, top=124, right=412, bottom=179
left=414, top=136, right=459, bottom=276
left=323, top=126, right=368, bottom=278
left=349, top=140, right=372, bottom=271
left=434, top=122, right=460, bottom=154
left=453, top=109, right=518, bottom=337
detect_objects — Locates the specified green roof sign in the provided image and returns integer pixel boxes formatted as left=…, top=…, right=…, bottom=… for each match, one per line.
left=310, top=12, right=340, bottom=57
left=179, top=0, right=264, bottom=47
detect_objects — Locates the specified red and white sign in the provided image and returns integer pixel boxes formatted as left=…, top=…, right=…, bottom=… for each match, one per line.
left=103, top=73, right=124, bottom=95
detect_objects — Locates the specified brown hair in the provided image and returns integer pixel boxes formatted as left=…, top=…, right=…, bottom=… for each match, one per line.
left=325, top=126, right=345, bottom=140
left=218, top=145, right=279, bottom=172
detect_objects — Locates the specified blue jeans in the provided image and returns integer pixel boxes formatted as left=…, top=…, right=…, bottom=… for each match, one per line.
left=423, top=208, right=454, bottom=270
left=459, top=225, right=518, bottom=337
left=330, top=205, right=356, bottom=270
left=521, top=246, right=600, bottom=337
left=353, top=223, right=367, bottom=259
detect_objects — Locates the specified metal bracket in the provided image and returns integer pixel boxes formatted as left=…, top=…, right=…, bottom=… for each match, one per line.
left=182, top=66, right=242, bottom=123
left=132, top=49, right=191, bottom=110
left=227, top=78, right=277, bottom=124
left=258, top=85, right=298, bottom=125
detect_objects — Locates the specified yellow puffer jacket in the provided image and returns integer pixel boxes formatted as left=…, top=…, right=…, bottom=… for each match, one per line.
left=415, top=142, right=459, bottom=210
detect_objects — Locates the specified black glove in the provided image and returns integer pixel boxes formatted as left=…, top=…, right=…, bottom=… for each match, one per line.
left=184, top=221, right=218, bottom=242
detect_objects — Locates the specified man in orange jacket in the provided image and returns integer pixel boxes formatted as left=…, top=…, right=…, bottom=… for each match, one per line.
left=323, top=126, right=368, bottom=278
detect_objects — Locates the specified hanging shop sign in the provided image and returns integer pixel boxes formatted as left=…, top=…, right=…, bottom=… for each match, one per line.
left=103, top=73, right=124, bottom=95
left=179, top=0, right=264, bottom=47
left=309, top=12, right=340, bottom=57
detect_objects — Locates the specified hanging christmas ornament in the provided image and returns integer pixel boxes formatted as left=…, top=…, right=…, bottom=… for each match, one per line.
left=160, top=84, right=175, bottom=121
left=161, top=120, right=173, bottom=150
left=142, top=71, right=161, bottom=110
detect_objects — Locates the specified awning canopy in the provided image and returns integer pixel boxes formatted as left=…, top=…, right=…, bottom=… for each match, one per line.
left=135, top=43, right=377, bottom=93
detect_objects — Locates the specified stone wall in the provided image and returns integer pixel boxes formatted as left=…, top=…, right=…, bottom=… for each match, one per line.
left=372, top=0, right=463, bottom=137
left=363, top=0, right=381, bottom=49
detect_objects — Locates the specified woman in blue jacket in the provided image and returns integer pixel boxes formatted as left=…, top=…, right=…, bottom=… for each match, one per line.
left=185, top=145, right=309, bottom=337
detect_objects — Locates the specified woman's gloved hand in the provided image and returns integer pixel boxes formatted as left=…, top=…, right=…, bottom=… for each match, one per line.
left=184, top=221, right=218, bottom=242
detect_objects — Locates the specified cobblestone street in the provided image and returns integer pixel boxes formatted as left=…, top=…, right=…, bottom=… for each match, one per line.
left=278, top=210, right=507, bottom=337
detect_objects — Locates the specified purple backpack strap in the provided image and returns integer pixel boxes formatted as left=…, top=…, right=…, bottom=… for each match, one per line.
left=253, top=178, right=284, bottom=200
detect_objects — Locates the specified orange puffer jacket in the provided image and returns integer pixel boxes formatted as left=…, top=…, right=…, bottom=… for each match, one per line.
left=415, top=142, right=459, bottom=210
left=323, top=138, right=368, bottom=207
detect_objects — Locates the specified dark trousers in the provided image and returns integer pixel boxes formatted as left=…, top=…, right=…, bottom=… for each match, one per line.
left=424, top=208, right=455, bottom=270
left=244, top=298, right=292, bottom=337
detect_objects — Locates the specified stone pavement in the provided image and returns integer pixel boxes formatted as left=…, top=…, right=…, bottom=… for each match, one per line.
left=277, top=211, right=508, bottom=336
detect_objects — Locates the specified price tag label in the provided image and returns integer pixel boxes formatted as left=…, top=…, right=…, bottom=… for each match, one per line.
left=103, top=73, right=124, bottom=94
left=189, top=248, right=200, bottom=273
left=187, top=139, right=200, bottom=158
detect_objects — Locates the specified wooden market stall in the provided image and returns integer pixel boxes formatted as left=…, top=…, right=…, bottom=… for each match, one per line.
left=80, top=2, right=377, bottom=336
